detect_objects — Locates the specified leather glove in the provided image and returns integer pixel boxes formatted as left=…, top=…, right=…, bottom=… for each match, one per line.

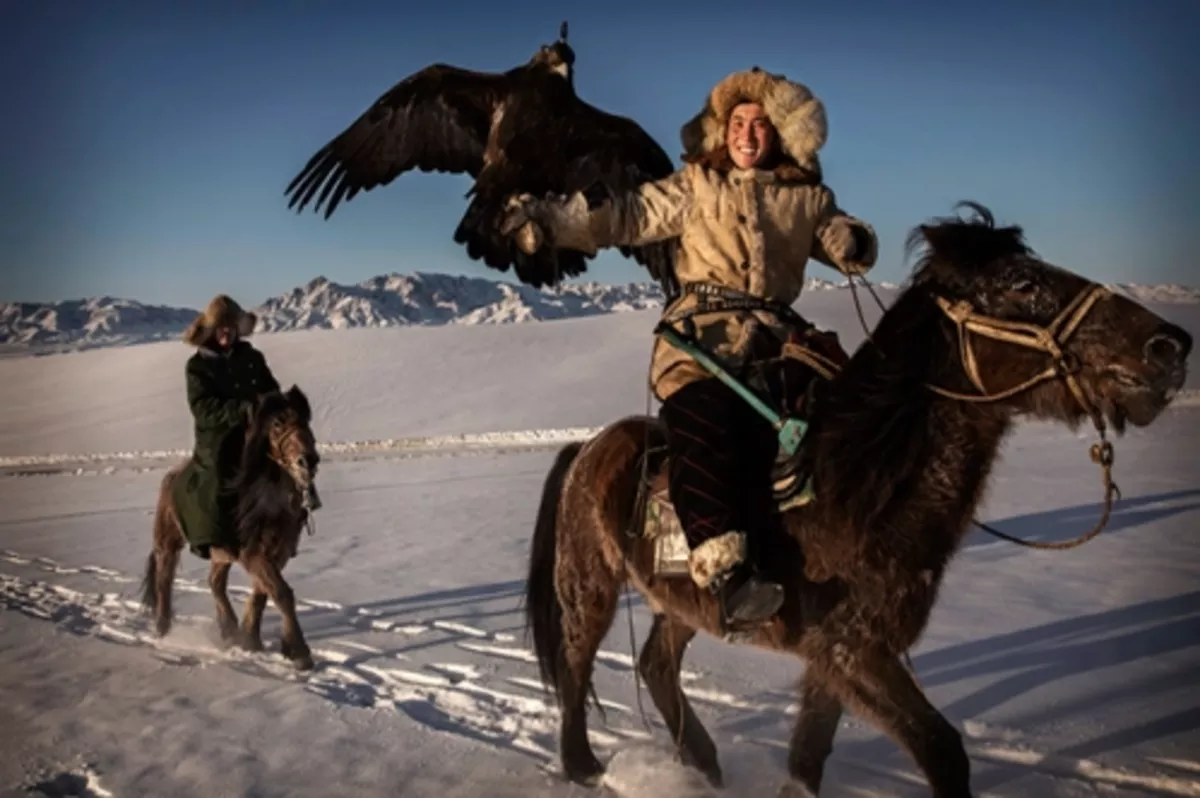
left=497, top=193, right=548, bottom=255
left=823, top=220, right=877, bottom=276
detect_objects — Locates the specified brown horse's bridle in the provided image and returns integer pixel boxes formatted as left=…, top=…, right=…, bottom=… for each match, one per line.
left=923, top=282, right=1120, bottom=549
left=269, top=420, right=319, bottom=537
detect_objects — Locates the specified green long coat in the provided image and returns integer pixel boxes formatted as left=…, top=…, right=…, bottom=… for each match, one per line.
left=173, top=340, right=280, bottom=557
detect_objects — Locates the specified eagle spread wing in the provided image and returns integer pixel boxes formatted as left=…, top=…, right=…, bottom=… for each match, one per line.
left=284, top=65, right=509, bottom=218
left=547, top=99, right=679, bottom=291
left=285, top=59, right=680, bottom=295
left=462, top=95, right=680, bottom=293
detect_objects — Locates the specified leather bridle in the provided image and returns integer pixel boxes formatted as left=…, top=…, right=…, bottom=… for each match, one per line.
left=924, top=282, right=1120, bottom=549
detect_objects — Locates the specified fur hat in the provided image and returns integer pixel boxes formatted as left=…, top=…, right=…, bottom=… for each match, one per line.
left=183, top=294, right=257, bottom=346
left=680, top=67, right=828, bottom=173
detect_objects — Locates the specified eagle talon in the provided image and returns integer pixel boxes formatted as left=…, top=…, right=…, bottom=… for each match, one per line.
left=515, top=220, right=545, bottom=255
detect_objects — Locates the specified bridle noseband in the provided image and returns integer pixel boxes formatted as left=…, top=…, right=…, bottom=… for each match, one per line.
left=268, top=418, right=319, bottom=538
left=925, top=282, right=1120, bottom=549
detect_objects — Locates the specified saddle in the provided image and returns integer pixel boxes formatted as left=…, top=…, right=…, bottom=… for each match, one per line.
left=640, top=326, right=848, bottom=579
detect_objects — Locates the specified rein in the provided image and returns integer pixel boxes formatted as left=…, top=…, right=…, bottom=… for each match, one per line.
left=923, top=282, right=1122, bottom=549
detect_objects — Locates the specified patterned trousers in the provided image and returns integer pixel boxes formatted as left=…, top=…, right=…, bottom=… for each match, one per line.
left=657, top=328, right=850, bottom=555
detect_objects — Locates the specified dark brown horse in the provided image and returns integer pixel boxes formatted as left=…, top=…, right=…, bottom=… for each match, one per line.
left=142, top=385, right=322, bottom=670
left=523, top=204, right=1192, bottom=796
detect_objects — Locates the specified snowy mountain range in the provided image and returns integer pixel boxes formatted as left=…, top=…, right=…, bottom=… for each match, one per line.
left=0, top=271, right=846, bottom=350
left=0, top=271, right=1194, bottom=352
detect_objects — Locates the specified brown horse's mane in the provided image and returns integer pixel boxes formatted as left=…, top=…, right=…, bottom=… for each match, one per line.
left=229, top=387, right=313, bottom=549
left=807, top=202, right=1034, bottom=538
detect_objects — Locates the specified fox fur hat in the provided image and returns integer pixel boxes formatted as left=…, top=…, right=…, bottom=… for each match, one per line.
left=183, top=294, right=257, bottom=346
left=680, top=67, right=828, bottom=174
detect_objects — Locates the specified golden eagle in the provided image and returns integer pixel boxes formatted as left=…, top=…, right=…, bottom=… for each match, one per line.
left=283, top=22, right=678, bottom=292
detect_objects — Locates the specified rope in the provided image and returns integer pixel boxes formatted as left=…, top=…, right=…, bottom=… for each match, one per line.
left=972, top=439, right=1122, bottom=550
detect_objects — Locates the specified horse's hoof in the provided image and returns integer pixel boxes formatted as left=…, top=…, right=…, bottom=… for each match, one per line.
left=216, top=624, right=239, bottom=649
left=567, top=771, right=604, bottom=788
left=564, top=758, right=605, bottom=787
left=281, top=639, right=313, bottom=670
left=778, top=781, right=818, bottom=798
left=239, top=634, right=264, bottom=653
left=680, top=750, right=724, bottom=788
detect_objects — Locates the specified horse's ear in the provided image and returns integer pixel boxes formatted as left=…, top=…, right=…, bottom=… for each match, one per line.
left=285, top=385, right=312, bottom=423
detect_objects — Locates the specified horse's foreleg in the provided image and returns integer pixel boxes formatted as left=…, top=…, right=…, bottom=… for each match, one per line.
left=785, top=666, right=844, bottom=796
left=244, top=553, right=313, bottom=671
left=207, top=560, right=239, bottom=646
left=638, top=614, right=722, bottom=787
left=838, top=650, right=972, bottom=798
left=238, top=587, right=268, bottom=652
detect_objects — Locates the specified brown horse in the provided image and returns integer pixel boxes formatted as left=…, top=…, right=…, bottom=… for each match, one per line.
left=141, top=385, right=322, bottom=670
left=523, top=203, right=1192, bottom=796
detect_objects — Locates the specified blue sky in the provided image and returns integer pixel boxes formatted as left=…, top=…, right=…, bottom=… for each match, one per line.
left=2, top=0, right=1196, bottom=308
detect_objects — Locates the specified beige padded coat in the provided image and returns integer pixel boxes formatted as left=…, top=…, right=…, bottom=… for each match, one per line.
left=526, top=68, right=879, bottom=401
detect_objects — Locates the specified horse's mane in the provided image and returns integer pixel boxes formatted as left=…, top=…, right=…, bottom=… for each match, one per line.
left=810, top=202, right=1033, bottom=537
left=229, top=390, right=309, bottom=549
left=903, top=201, right=1034, bottom=293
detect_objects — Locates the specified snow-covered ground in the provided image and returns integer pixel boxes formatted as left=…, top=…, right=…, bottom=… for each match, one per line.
left=0, top=289, right=1197, bottom=797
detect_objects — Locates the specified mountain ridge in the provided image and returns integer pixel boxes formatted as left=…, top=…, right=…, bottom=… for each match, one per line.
left=2, top=271, right=1193, bottom=352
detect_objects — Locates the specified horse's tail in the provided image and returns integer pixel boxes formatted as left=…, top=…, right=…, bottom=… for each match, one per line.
left=525, top=440, right=584, bottom=702
left=142, top=468, right=183, bottom=636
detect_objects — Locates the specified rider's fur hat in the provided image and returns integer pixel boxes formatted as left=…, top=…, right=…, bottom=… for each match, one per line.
left=680, top=67, right=827, bottom=175
left=183, top=294, right=257, bottom=346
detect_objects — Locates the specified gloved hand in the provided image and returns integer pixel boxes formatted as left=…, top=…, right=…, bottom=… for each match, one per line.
left=497, top=193, right=549, bottom=255
left=823, top=220, right=877, bottom=276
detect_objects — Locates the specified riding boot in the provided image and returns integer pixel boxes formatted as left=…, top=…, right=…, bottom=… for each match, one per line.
left=660, top=378, right=786, bottom=627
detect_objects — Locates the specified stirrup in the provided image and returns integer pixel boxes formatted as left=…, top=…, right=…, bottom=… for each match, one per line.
left=711, top=566, right=783, bottom=640
left=773, top=452, right=815, bottom=512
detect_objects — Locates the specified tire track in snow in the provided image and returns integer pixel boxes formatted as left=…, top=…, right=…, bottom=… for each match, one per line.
left=4, top=551, right=1199, bottom=797
left=0, top=566, right=654, bottom=774
left=0, top=549, right=677, bottom=687
left=744, top=732, right=1200, bottom=798
left=0, top=550, right=665, bottom=762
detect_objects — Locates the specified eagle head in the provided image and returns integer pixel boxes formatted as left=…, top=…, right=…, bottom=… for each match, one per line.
left=530, top=21, right=575, bottom=82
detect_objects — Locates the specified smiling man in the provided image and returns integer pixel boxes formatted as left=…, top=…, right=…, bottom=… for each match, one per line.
left=499, top=67, right=878, bottom=629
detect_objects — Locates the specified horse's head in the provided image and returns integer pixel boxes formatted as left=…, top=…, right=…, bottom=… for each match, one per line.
left=908, top=202, right=1191, bottom=433
left=244, top=385, right=321, bottom=510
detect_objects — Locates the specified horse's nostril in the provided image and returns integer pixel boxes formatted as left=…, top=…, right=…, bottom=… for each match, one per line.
left=1145, top=325, right=1192, bottom=365
left=295, top=455, right=308, bottom=469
